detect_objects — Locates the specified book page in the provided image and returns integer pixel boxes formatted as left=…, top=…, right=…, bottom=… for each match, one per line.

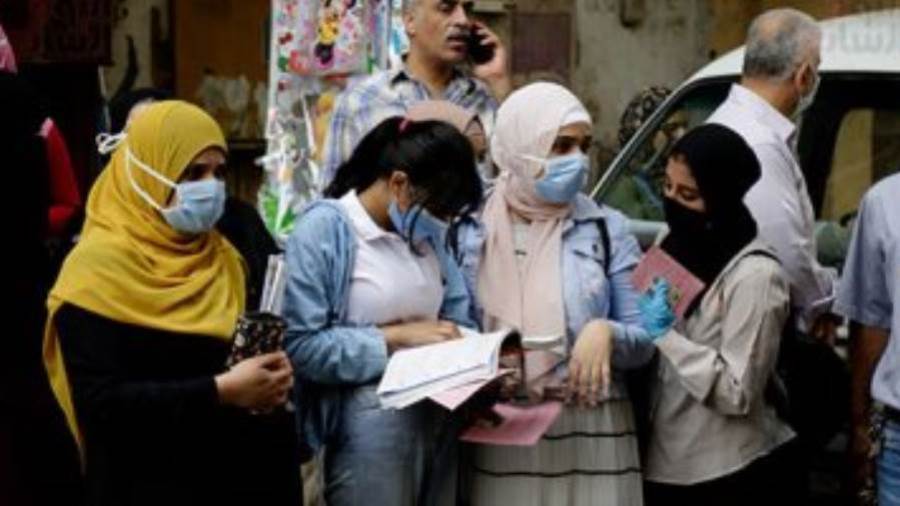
left=377, top=328, right=511, bottom=396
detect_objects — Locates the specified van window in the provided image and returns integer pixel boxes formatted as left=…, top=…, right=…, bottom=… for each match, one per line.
left=602, top=82, right=731, bottom=222
left=820, top=108, right=900, bottom=222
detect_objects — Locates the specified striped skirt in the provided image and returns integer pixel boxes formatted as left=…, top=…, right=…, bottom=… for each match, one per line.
left=468, top=399, right=643, bottom=506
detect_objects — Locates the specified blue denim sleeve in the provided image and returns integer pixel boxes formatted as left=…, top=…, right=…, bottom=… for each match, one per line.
left=604, top=210, right=657, bottom=369
left=436, top=245, right=478, bottom=329
left=282, top=205, right=388, bottom=385
left=451, top=220, right=485, bottom=329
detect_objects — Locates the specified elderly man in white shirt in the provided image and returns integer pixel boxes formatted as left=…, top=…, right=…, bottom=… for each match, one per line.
left=707, top=8, right=838, bottom=340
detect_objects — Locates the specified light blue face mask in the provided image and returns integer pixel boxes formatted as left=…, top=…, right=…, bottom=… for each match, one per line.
left=388, top=201, right=450, bottom=247
left=125, top=147, right=227, bottom=234
left=527, top=151, right=589, bottom=204
left=161, top=180, right=227, bottom=234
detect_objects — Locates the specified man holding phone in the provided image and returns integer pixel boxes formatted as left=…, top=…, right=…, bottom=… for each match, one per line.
left=320, top=0, right=511, bottom=187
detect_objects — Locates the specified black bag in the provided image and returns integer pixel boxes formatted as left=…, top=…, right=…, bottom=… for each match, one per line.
left=752, top=248, right=850, bottom=448
left=768, top=322, right=850, bottom=448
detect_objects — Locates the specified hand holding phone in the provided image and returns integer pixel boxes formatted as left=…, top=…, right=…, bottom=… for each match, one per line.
left=467, top=24, right=495, bottom=65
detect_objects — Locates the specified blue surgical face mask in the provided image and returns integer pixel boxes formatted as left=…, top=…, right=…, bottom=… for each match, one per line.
left=126, top=147, right=226, bottom=234
left=388, top=201, right=450, bottom=247
left=161, top=180, right=227, bottom=234
left=527, top=151, right=589, bottom=204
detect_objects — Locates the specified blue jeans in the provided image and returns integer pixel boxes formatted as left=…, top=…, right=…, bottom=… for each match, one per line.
left=323, top=385, right=458, bottom=506
left=880, top=420, right=900, bottom=506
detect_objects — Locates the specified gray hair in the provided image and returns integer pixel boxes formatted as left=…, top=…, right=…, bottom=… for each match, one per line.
left=743, top=8, right=822, bottom=81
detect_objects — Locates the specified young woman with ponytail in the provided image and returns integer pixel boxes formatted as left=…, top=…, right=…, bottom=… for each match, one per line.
left=282, top=116, right=483, bottom=506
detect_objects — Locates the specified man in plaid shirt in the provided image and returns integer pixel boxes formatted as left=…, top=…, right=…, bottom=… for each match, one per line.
left=320, top=0, right=512, bottom=187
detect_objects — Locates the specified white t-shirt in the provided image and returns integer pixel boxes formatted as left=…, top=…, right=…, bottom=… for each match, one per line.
left=340, top=191, right=443, bottom=326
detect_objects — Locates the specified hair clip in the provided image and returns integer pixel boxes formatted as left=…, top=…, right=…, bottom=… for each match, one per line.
left=399, top=118, right=413, bottom=133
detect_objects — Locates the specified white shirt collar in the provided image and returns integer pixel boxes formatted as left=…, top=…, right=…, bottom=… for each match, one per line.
left=727, top=84, right=797, bottom=144
left=339, top=190, right=393, bottom=242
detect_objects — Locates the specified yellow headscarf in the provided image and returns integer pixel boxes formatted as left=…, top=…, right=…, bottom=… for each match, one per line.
left=44, top=101, right=246, bottom=455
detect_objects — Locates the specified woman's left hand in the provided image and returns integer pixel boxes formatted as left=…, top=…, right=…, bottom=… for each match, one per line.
left=567, top=320, right=613, bottom=407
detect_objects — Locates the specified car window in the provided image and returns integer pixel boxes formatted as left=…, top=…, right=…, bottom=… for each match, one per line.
left=820, top=108, right=900, bottom=222
left=797, top=76, right=900, bottom=269
left=601, top=81, right=731, bottom=222
left=599, top=76, right=900, bottom=262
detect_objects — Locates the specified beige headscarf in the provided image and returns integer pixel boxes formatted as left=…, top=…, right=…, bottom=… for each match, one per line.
left=477, top=82, right=591, bottom=386
left=406, top=100, right=478, bottom=133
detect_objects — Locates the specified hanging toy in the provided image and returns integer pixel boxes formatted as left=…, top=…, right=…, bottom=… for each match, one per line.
left=314, top=6, right=340, bottom=68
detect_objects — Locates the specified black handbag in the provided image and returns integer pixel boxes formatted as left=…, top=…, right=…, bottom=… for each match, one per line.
left=748, top=250, right=849, bottom=448
left=769, top=324, right=850, bottom=448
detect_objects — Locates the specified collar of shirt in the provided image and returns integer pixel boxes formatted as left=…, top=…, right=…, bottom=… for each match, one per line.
left=728, top=84, right=797, bottom=144
left=340, top=190, right=395, bottom=242
left=388, top=63, right=479, bottom=101
left=562, top=194, right=608, bottom=233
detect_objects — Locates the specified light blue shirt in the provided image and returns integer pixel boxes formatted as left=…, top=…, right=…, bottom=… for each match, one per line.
left=835, top=174, right=900, bottom=411
left=455, top=194, right=655, bottom=394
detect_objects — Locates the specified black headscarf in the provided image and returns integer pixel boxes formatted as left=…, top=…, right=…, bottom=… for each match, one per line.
left=661, top=124, right=761, bottom=290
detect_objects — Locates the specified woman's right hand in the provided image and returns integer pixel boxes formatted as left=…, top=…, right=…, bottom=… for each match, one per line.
left=381, top=320, right=461, bottom=353
left=638, top=278, right=676, bottom=340
left=215, top=351, right=294, bottom=411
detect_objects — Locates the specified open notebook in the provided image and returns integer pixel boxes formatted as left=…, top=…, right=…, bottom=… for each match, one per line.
left=377, top=328, right=526, bottom=410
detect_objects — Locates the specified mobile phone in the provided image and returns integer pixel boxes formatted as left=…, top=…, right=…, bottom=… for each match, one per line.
left=467, top=27, right=495, bottom=65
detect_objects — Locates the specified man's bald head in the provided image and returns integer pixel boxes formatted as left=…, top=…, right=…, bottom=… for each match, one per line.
left=743, top=8, right=821, bottom=81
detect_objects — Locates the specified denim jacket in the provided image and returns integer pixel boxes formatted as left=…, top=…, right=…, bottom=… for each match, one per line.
left=455, top=194, right=655, bottom=392
left=282, top=199, right=475, bottom=451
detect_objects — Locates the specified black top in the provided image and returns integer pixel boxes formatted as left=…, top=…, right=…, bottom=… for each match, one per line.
left=56, top=303, right=300, bottom=506
left=217, top=197, right=281, bottom=311
left=2, top=71, right=84, bottom=505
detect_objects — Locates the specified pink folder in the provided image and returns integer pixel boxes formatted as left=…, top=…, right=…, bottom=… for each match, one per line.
left=631, top=246, right=705, bottom=320
left=460, top=401, right=563, bottom=446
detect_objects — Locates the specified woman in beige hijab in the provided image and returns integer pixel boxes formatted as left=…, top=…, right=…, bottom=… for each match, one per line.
left=407, top=100, right=491, bottom=177
left=455, top=83, right=654, bottom=505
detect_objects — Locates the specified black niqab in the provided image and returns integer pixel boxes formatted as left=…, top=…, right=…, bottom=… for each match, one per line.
left=661, top=123, right=762, bottom=291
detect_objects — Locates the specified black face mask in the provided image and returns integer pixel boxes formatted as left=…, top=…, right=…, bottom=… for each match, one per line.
left=663, top=197, right=711, bottom=240
left=661, top=195, right=758, bottom=292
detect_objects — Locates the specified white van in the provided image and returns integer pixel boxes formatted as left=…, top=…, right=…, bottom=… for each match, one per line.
left=591, top=11, right=900, bottom=500
left=591, top=8, right=900, bottom=270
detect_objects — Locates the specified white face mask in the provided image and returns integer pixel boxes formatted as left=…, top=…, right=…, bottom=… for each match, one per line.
left=794, top=68, right=820, bottom=119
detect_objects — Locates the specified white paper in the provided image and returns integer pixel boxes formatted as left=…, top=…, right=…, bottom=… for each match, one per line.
left=521, top=334, right=566, bottom=351
left=261, top=254, right=287, bottom=314
left=376, top=328, right=515, bottom=409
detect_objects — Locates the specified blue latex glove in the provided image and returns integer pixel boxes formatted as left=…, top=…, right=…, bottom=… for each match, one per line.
left=638, top=278, right=676, bottom=340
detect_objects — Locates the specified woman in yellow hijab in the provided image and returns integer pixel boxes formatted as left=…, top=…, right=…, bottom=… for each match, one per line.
left=44, top=101, right=300, bottom=506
